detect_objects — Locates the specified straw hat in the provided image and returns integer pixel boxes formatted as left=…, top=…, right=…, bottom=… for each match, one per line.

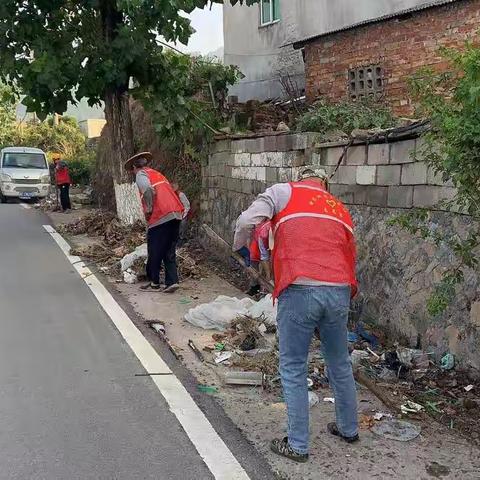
left=298, top=167, right=329, bottom=182
left=124, top=151, right=153, bottom=171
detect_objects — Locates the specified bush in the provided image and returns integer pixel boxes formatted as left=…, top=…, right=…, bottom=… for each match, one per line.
left=67, top=150, right=96, bottom=185
left=296, top=98, right=397, bottom=134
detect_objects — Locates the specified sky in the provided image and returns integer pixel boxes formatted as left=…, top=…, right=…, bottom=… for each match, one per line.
left=177, top=5, right=224, bottom=55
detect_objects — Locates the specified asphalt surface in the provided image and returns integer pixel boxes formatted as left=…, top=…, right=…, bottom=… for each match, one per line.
left=0, top=204, right=270, bottom=480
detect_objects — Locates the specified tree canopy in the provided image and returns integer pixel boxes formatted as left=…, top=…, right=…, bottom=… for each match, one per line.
left=0, top=0, right=256, bottom=118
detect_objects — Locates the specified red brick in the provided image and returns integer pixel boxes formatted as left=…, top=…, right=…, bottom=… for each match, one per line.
left=304, top=0, right=480, bottom=115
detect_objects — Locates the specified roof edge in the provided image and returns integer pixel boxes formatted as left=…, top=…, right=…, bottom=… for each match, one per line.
left=292, top=0, right=461, bottom=49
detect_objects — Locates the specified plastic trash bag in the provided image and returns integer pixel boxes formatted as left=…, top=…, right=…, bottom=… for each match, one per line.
left=246, top=294, right=277, bottom=326
left=185, top=294, right=277, bottom=331
left=185, top=295, right=256, bottom=331
left=120, top=243, right=148, bottom=272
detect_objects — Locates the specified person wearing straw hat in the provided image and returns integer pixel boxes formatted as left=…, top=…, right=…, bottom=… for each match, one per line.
left=125, top=152, right=184, bottom=293
left=233, top=167, right=359, bottom=463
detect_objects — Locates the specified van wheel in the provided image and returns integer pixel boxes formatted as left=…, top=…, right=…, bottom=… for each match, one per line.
left=0, top=194, right=7, bottom=204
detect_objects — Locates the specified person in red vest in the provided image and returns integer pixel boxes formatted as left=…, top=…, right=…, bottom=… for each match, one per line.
left=233, top=167, right=358, bottom=462
left=125, top=152, right=184, bottom=293
left=55, top=159, right=72, bottom=212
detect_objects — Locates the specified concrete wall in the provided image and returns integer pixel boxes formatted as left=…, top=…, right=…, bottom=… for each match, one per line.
left=223, top=0, right=428, bottom=101
left=201, top=132, right=479, bottom=369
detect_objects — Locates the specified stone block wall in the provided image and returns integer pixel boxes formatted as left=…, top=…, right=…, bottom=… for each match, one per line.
left=201, top=132, right=479, bottom=369
left=202, top=132, right=457, bottom=242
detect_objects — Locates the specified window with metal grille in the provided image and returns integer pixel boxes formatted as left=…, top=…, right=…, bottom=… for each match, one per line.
left=348, top=65, right=385, bottom=99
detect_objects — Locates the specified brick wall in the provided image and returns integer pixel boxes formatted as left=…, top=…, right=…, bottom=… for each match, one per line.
left=303, top=0, right=480, bottom=116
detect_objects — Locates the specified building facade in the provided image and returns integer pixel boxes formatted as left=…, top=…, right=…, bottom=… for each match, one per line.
left=223, top=0, right=430, bottom=102
left=294, top=0, right=480, bottom=116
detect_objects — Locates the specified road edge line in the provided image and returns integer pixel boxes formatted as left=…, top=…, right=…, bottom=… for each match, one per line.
left=43, top=224, right=251, bottom=480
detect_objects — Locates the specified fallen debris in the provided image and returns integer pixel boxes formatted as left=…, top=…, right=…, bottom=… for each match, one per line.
left=400, top=400, right=425, bottom=415
left=188, top=339, right=205, bottom=363
left=308, top=392, right=319, bottom=408
left=224, top=370, right=264, bottom=386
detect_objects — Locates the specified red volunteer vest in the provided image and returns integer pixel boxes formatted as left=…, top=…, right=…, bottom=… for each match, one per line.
left=271, top=181, right=358, bottom=299
left=141, top=167, right=184, bottom=226
left=55, top=167, right=71, bottom=185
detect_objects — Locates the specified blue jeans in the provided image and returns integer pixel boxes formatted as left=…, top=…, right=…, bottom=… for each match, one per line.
left=277, top=285, right=358, bottom=454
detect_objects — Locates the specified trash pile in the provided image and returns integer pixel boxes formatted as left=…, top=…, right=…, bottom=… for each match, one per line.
left=61, top=210, right=146, bottom=276
left=183, top=298, right=480, bottom=443
left=62, top=210, right=206, bottom=281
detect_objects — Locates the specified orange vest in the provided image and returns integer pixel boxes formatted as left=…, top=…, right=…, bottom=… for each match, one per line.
left=141, top=167, right=184, bottom=226
left=271, top=181, right=357, bottom=299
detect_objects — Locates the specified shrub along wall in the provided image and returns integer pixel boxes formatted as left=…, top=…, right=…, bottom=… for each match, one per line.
left=201, top=132, right=479, bottom=371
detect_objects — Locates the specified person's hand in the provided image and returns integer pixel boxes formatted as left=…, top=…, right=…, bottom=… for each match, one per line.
left=236, top=247, right=251, bottom=267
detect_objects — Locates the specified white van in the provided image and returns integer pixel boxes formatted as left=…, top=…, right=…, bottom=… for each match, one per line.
left=0, top=147, right=51, bottom=202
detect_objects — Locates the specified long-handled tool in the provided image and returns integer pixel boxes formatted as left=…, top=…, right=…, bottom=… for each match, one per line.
left=202, top=224, right=273, bottom=293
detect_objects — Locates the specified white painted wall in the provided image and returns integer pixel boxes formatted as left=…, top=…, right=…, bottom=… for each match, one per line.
left=224, top=0, right=434, bottom=101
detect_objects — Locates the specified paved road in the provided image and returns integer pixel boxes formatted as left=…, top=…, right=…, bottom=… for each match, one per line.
left=0, top=204, right=262, bottom=480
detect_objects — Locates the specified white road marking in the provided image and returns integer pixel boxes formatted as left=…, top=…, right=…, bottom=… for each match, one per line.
left=43, top=224, right=251, bottom=480
left=19, top=203, right=31, bottom=209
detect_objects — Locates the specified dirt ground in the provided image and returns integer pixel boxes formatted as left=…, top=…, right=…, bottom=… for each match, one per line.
left=49, top=209, right=480, bottom=480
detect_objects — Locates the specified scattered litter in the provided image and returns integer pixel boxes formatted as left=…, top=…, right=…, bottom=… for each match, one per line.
left=373, top=412, right=393, bottom=421
left=347, top=331, right=359, bottom=343
left=188, top=340, right=205, bottom=362
left=400, top=400, right=424, bottom=415
left=120, top=243, right=148, bottom=273
left=123, top=268, right=138, bottom=284
left=355, top=322, right=379, bottom=348
left=323, top=397, right=335, bottom=404
left=359, top=414, right=375, bottom=429
left=441, top=353, right=455, bottom=370
left=247, top=294, right=277, bottom=327
left=371, top=419, right=421, bottom=442
left=215, top=343, right=226, bottom=351
left=215, top=352, right=233, bottom=364
left=464, top=384, right=474, bottom=392
left=224, top=370, right=264, bottom=386
left=198, top=385, right=218, bottom=394
left=396, top=347, right=430, bottom=369
left=307, top=378, right=314, bottom=389
left=308, top=391, right=319, bottom=408
left=351, top=349, right=370, bottom=368
left=367, top=347, right=381, bottom=360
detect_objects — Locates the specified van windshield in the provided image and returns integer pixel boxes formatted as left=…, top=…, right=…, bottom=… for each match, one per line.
left=2, top=153, right=48, bottom=169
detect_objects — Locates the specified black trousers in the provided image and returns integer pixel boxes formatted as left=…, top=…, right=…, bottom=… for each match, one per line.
left=146, top=219, right=180, bottom=286
left=59, top=184, right=71, bottom=211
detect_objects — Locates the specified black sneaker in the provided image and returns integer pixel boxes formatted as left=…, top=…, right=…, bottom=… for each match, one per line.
left=163, top=283, right=179, bottom=293
left=270, top=437, right=309, bottom=463
left=139, top=283, right=161, bottom=291
left=327, top=422, right=359, bottom=443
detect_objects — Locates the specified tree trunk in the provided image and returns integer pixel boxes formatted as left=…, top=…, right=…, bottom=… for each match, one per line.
left=100, top=0, right=143, bottom=224
left=104, top=88, right=144, bottom=224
